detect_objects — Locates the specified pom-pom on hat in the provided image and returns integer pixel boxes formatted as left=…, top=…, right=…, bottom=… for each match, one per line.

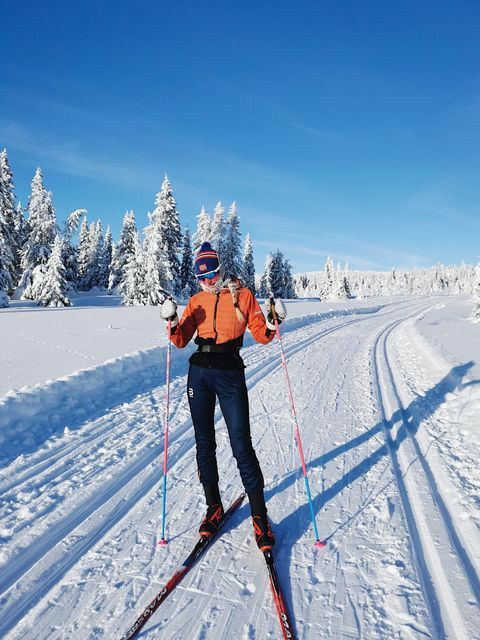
left=195, top=242, right=220, bottom=278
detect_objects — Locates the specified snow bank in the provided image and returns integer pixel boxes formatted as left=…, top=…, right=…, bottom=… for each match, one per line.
left=0, top=296, right=390, bottom=394
left=0, top=303, right=384, bottom=463
left=0, top=343, right=193, bottom=464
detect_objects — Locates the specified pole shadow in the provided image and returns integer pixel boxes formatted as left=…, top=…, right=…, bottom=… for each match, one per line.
left=263, top=361, right=478, bottom=635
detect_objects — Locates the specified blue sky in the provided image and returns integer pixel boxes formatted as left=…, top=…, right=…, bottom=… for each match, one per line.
left=1, top=1, right=480, bottom=273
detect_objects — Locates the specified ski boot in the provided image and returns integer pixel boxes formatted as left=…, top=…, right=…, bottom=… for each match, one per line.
left=199, top=504, right=224, bottom=538
left=252, top=515, right=275, bottom=551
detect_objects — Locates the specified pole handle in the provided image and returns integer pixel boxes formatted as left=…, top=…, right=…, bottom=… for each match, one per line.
left=269, top=295, right=278, bottom=322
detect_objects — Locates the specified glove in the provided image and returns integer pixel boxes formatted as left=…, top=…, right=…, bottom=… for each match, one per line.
left=265, top=297, right=287, bottom=330
left=160, top=298, right=179, bottom=326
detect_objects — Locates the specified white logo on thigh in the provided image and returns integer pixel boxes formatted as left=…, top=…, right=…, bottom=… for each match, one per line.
left=188, top=388, right=194, bottom=397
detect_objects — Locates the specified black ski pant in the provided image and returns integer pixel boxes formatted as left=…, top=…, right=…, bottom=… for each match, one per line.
left=187, top=364, right=264, bottom=494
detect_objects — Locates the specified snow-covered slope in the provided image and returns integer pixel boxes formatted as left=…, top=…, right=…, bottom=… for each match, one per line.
left=0, top=294, right=386, bottom=395
left=0, top=295, right=479, bottom=639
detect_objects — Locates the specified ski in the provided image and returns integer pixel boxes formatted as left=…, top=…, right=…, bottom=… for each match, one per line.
left=121, top=493, right=245, bottom=640
left=263, top=549, right=297, bottom=640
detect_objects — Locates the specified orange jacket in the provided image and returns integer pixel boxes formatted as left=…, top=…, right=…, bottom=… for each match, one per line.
left=170, top=287, right=274, bottom=348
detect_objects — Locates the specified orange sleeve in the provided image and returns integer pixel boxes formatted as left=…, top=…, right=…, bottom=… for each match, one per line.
left=170, top=298, right=197, bottom=348
left=244, top=289, right=275, bottom=345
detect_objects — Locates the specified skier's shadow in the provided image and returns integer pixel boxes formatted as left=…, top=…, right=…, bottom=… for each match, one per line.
left=263, top=361, right=478, bottom=633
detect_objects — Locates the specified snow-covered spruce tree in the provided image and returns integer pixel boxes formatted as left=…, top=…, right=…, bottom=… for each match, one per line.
left=109, top=210, right=137, bottom=291
left=76, top=217, right=91, bottom=290
left=337, top=274, right=352, bottom=299
left=143, top=206, right=172, bottom=305
left=243, top=233, right=255, bottom=291
left=343, top=263, right=353, bottom=298
left=192, top=206, right=212, bottom=250
left=258, top=252, right=274, bottom=297
left=222, top=201, right=243, bottom=278
left=143, top=225, right=170, bottom=306
left=122, top=232, right=147, bottom=305
left=0, top=149, right=21, bottom=288
left=149, top=175, right=182, bottom=297
left=77, top=220, right=103, bottom=290
left=211, top=201, right=225, bottom=255
left=0, top=235, right=13, bottom=302
left=20, top=168, right=57, bottom=300
left=268, top=250, right=285, bottom=297
left=323, top=256, right=336, bottom=300
left=282, top=258, right=296, bottom=299
left=38, top=236, right=71, bottom=307
left=180, top=225, right=197, bottom=299
left=0, top=236, right=14, bottom=294
left=456, top=261, right=472, bottom=294
left=61, top=208, right=87, bottom=290
left=86, top=221, right=105, bottom=289
left=293, top=273, right=309, bottom=298
left=14, top=202, right=26, bottom=261
left=333, top=263, right=353, bottom=299
left=98, top=226, right=113, bottom=289
left=83, top=222, right=98, bottom=289
left=0, top=193, right=14, bottom=297
left=357, top=276, right=365, bottom=299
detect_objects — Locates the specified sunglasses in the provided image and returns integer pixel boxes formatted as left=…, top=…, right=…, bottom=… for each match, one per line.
left=196, top=265, right=221, bottom=281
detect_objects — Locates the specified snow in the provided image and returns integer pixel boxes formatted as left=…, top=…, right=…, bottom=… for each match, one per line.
left=414, top=296, right=480, bottom=379
left=0, top=293, right=385, bottom=396
left=0, top=293, right=479, bottom=639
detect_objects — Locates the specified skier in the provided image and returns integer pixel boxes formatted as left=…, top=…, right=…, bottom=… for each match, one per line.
left=160, top=241, right=286, bottom=551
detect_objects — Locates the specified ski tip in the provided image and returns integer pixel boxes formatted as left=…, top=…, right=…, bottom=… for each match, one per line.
left=158, top=538, right=168, bottom=546
left=314, top=539, right=327, bottom=549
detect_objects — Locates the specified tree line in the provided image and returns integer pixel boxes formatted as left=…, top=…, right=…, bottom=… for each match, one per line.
left=295, top=259, right=480, bottom=307
left=0, top=149, right=296, bottom=308
left=4, top=147, right=476, bottom=313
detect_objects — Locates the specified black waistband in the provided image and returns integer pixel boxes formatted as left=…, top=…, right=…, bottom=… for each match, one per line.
left=197, top=344, right=240, bottom=353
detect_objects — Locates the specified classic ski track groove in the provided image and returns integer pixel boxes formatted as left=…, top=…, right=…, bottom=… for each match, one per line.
left=0, top=381, right=187, bottom=496
left=2, top=304, right=411, bottom=555
left=372, top=304, right=480, bottom=640
left=1, top=306, right=391, bottom=637
left=385, top=327, right=480, bottom=604
left=121, top=299, right=430, bottom=639
left=0, top=307, right=386, bottom=497
left=395, top=321, right=480, bottom=579
left=0, top=300, right=415, bottom=500
left=1, top=298, right=437, bottom=638
left=1, top=313, right=361, bottom=555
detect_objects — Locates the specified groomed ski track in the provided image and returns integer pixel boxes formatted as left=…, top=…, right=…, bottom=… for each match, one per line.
left=1, top=297, right=479, bottom=639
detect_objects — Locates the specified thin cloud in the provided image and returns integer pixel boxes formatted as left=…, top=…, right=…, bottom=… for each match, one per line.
left=216, top=80, right=351, bottom=148
left=409, top=178, right=480, bottom=226
left=253, top=239, right=382, bottom=270
left=0, top=120, right=157, bottom=188
left=253, top=230, right=426, bottom=270
left=290, top=121, right=352, bottom=147
left=328, top=233, right=425, bottom=266
left=454, top=98, right=480, bottom=117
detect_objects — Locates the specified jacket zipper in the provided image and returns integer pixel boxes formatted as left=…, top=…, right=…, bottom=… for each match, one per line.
left=213, top=292, right=220, bottom=343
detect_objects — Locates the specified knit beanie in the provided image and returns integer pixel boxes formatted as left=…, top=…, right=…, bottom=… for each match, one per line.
left=194, top=242, right=220, bottom=277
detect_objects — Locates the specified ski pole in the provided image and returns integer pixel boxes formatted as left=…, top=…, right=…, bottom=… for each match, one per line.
left=270, top=297, right=325, bottom=549
left=159, top=318, right=172, bottom=546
